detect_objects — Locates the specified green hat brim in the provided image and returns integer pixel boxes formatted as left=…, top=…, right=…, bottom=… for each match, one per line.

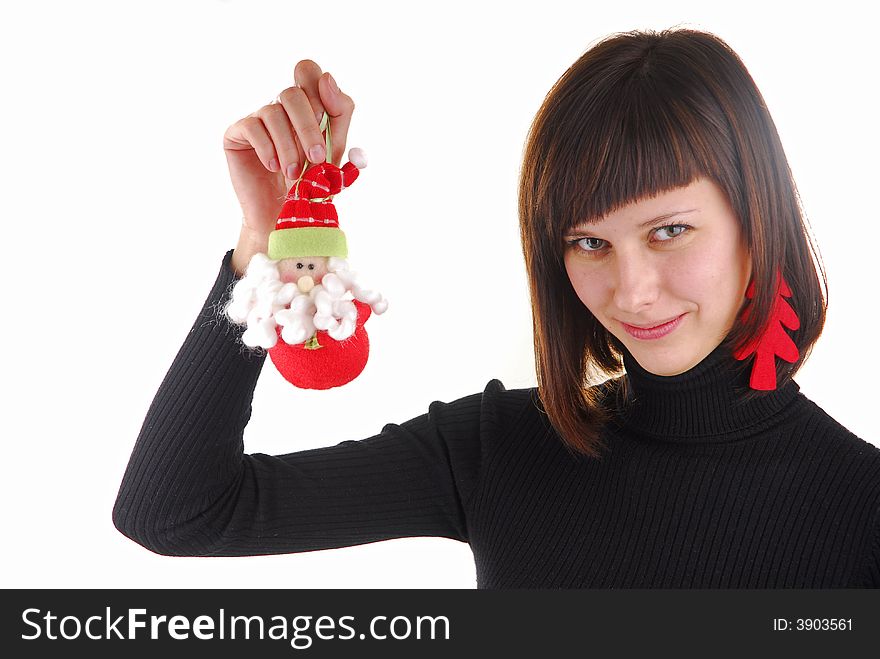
left=268, top=227, right=348, bottom=259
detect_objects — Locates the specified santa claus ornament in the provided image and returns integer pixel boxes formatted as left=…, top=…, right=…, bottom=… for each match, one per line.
left=224, top=112, right=388, bottom=390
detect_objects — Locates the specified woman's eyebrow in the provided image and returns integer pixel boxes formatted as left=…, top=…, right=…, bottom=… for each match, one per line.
left=569, top=208, right=699, bottom=233
left=637, top=208, right=699, bottom=228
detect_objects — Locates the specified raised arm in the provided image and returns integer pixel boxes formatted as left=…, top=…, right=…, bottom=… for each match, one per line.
left=112, top=249, right=499, bottom=556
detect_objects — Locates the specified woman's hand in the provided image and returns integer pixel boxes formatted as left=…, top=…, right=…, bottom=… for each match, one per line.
left=224, top=60, right=355, bottom=276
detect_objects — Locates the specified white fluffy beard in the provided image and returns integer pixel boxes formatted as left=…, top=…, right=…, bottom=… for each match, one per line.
left=224, top=253, right=388, bottom=349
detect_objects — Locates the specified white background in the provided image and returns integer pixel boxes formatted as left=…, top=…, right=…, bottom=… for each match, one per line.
left=2, top=0, right=877, bottom=589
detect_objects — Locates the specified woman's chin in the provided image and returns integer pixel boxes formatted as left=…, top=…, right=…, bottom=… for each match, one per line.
left=623, top=338, right=717, bottom=377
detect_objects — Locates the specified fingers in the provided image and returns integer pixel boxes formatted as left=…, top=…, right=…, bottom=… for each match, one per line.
left=317, top=72, right=355, bottom=166
left=260, top=102, right=303, bottom=179
left=290, top=60, right=328, bottom=166
left=294, top=60, right=326, bottom=124
left=226, top=60, right=355, bottom=180
left=228, top=115, right=280, bottom=173
left=276, top=86, right=326, bottom=166
left=293, top=60, right=356, bottom=167
left=239, top=84, right=323, bottom=183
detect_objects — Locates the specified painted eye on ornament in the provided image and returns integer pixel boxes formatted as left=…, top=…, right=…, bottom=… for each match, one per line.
left=308, top=264, right=315, bottom=270
left=296, top=263, right=304, bottom=269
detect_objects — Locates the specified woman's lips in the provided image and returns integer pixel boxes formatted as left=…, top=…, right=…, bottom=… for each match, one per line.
left=621, top=313, right=686, bottom=340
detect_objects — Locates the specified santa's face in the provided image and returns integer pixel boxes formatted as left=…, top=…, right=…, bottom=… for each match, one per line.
left=225, top=252, right=387, bottom=350
left=278, top=256, right=329, bottom=292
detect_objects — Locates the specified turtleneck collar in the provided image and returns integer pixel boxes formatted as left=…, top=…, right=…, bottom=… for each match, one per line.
left=609, top=341, right=801, bottom=442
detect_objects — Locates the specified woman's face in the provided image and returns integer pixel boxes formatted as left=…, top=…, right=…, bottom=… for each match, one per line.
left=563, top=177, right=752, bottom=376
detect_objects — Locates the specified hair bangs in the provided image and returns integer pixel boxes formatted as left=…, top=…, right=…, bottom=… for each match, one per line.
left=547, top=60, right=739, bottom=245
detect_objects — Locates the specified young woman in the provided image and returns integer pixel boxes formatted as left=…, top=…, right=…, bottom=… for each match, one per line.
left=113, top=28, right=880, bottom=588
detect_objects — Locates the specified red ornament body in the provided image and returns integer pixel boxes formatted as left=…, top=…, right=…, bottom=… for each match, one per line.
left=268, top=300, right=373, bottom=390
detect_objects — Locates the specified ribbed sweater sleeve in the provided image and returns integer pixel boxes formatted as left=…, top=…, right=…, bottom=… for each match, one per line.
left=112, top=249, right=489, bottom=557
left=853, top=504, right=880, bottom=587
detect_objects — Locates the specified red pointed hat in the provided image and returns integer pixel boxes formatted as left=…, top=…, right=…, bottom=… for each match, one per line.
left=268, top=148, right=367, bottom=260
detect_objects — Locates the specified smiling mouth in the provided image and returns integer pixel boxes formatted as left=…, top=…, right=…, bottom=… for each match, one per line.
left=619, top=313, right=687, bottom=340
left=620, top=315, right=683, bottom=330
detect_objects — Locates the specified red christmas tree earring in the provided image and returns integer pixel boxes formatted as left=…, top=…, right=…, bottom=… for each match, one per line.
left=733, top=269, right=800, bottom=391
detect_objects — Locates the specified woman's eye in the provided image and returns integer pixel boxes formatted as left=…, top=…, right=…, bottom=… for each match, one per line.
left=653, top=224, right=689, bottom=241
left=565, top=224, right=691, bottom=254
left=569, top=237, right=607, bottom=252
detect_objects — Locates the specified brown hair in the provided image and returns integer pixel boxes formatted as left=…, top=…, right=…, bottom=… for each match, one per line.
left=518, top=28, right=827, bottom=460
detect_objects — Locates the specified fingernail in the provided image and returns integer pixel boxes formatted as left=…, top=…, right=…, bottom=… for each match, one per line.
left=286, top=163, right=298, bottom=179
left=328, top=73, right=339, bottom=94
left=309, top=144, right=325, bottom=162
left=269, top=157, right=279, bottom=171
left=315, top=110, right=324, bottom=124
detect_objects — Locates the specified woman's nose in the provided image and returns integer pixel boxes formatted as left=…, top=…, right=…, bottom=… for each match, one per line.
left=611, top=255, right=660, bottom=315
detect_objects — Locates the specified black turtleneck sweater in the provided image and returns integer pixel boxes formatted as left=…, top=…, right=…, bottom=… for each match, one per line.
left=112, top=250, right=880, bottom=588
